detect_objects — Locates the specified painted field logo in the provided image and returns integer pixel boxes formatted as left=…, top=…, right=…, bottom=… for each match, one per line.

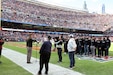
left=77, top=55, right=113, bottom=63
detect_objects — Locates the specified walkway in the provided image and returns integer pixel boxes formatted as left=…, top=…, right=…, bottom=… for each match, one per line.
left=2, top=48, right=83, bottom=75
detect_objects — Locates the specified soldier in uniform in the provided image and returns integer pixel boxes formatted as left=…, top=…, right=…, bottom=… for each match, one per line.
left=81, top=37, right=84, bottom=56
left=90, top=36, right=96, bottom=57
left=84, top=37, right=90, bottom=56
left=96, top=37, right=102, bottom=57
left=105, top=36, right=111, bottom=57
left=101, top=37, right=106, bottom=56
left=76, top=37, right=84, bottom=56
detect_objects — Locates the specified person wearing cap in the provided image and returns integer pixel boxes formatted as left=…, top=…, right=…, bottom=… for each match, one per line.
left=67, top=34, right=77, bottom=69
left=0, top=37, right=4, bottom=63
left=38, top=36, right=52, bottom=75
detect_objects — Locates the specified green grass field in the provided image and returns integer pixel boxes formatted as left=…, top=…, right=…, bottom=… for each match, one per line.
left=1, top=42, right=113, bottom=75
left=0, top=56, right=32, bottom=75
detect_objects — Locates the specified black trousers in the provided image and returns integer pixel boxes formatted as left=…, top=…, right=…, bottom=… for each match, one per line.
left=98, top=47, right=102, bottom=57
left=0, top=48, right=2, bottom=57
left=64, top=44, right=68, bottom=53
left=39, top=52, right=51, bottom=73
left=57, top=48, right=62, bottom=62
left=102, top=47, right=106, bottom=56
left=102, top=48, right=109, bottom=56
left=106, top=46, right=109, bottom=56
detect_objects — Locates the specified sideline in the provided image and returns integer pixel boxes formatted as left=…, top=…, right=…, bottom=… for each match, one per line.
left=2, top=48, right=83, bottom=75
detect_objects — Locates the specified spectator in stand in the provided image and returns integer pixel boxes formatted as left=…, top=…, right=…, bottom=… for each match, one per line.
left=2, top=0, right=113, bottom=32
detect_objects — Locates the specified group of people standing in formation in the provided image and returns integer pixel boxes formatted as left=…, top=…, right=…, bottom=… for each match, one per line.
left=75, top=36, right=111, bottom=58
left=26, top=34, right=111, bottom=75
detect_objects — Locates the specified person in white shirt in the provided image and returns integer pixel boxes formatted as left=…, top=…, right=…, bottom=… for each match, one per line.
left=67, top=34, right=77, bottom=69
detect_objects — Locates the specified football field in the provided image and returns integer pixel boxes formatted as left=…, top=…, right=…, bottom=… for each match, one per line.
left=1, top=42, right=113, bottom=75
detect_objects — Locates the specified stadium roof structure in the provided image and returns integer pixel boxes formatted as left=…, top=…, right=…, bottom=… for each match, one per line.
left=19, top=0, right=88, bottom=13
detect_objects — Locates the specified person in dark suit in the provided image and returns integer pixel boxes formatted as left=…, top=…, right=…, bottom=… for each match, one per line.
left=56, top=36, right=63, bottom=63
left=0, top=37, right=4, bottom=63
left=64, top=38, right=68, bottom=54
left=90, top=37, right=96, bottom=57
left=101, top=37, right=106, bottom=56
left=105, top=36, right=111, bottom=57
left=96, top=37, right=102, bottom=57
left=84, top=37, right=90, bottom=56
left=38, top=36, right=52, bottom=75
left=76, top=37, right=84, bottom=56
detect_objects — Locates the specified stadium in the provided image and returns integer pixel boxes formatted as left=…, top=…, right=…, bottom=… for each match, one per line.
left=0, top=0, right=113, bottom=75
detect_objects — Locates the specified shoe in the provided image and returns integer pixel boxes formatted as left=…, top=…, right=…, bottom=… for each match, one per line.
left=45, top=71, right=48, bottom=75
left=37, top=71, right=42, bottom=75
left=27, top=62, right=31, bottom=64
left=37, top=73, right=41, bottom=75
left=57, top=61, right=62, bottom=63
left=69, top=66, right=75, bottom=69
left=70, top=67, right=73, bottom=69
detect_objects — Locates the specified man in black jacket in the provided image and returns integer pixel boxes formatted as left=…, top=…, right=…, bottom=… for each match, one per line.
left=64, top=38, right=68, bottom=54
left=90, top=37, right=96, bottom=57
left=105, top=36, right=111, bottom=57
left=56, top=36, right=63, bottom=63
left=101, top=37, right=106, bottom=56
left=38, top=36, right=52, bottom=75
left=84, top=37, right=90, bottom=56
left=96, top=37, right=102, bottom=57
left=26, top=34, right=36, bottom=63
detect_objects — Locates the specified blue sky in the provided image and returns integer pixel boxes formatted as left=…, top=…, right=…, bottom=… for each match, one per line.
left=35, top=0, right=113, bottom=14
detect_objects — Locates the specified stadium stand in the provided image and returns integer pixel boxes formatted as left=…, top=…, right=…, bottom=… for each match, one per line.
left=1, top=0, right=113, bottom=41
left=1, top=0, right=113, bottom=31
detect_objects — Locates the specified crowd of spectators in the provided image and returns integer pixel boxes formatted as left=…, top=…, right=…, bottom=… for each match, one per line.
left=1, top=0, right=113, bottom=32
left=1, top=30, right=113, bottom=42
left=1, top=31, right=27, bottom=41
left=0, top=30, right=63, bottom=42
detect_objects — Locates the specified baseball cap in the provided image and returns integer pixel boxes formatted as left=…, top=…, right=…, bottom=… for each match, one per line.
left=69, top=34, right=74, bottom=38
